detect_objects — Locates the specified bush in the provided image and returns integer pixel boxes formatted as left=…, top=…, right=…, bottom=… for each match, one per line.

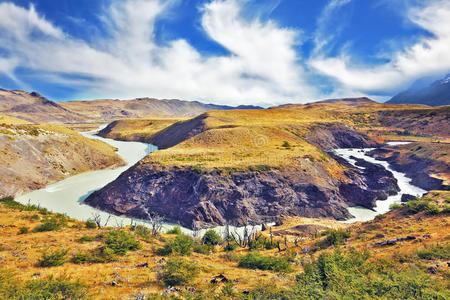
left=71, top=253, right=92, bottom=264
left=166, top=226, right=182, bottom=235
left=293, top=249, right=449, bottom=299
left=0, top=269, right=88, bottom=300
left=0, top=196, right=48, bottom=214
left=39, top=249, right=68, bottom=267
left=202, top=229, right=222, bottom=245
left=405, top=198, right=441, bottom=215
left=77, top=235, right=96, bottom=243
left=389, top=203, right=403, bottom=210
left=193, top=243, right=215, bottom=255
left=158, top=258, right=199, bottom=287
left=18, top=227, right=29, bottom=234
left=104, top=230, right=141, bottom=255
left=133, top=224, right=151, bottom=239
left=85, top=219, right=97, bottom=229
left=282, top=141, right=291, bottom=148
left=316, top=229, right=351, bottom=249
left=417, top=244, right=450, bottom=260
left=33, top=215, right=68, bottom=232
left=238, top=252, right=292, bottom=273
left=155, top=234, right=194, bottom=256
left=224, top=243, right=239, bottom=252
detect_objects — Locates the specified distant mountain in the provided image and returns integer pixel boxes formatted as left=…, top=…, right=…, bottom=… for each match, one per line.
left=387, top=74, right=450, bottom=106
left=273, top=97, right=377, bottom=110
left=0, top=89, right=91, bottom=123
left=60, top=98, right=264, bottom=121
left=0, top=88, right=264, bottom=124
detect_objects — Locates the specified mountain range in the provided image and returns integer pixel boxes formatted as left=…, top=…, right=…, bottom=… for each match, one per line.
left=388, top=74, right=450, bottom=106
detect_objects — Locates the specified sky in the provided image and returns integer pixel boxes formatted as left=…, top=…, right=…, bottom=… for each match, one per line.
left=0, top=0, right=449, bottom=106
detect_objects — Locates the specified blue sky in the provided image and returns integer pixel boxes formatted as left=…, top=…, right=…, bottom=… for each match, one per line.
left=0, top=0, right=449, bottom=106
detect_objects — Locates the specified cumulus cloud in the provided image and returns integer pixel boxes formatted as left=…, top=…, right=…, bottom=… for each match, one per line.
left=309, top=0, right=450, bottom=93
left=0, top=0, right=316, bottom=105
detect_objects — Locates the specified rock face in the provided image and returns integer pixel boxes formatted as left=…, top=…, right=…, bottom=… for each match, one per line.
left=305, top=123, right=378, bottom=150
left=85, top=157, right=399, bottom=229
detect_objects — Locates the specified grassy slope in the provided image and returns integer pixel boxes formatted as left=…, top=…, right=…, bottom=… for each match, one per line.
left=0, top=192, right=448, bottom=299
left=0, top=119, right=125, bottom=197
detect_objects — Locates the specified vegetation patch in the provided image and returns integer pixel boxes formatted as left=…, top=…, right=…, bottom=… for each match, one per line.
left=39, top=249, right=68, bottom=267
left=157, top=257, right=199, bottom=287
left=238, top=252, right=292, bottom=273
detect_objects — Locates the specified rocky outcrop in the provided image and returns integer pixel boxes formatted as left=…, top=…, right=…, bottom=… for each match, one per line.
left=369, top=145, right=448, bottom=191
left=305, top=123, right=378, bottom=150
left=85, top=156, right=399, bottom=229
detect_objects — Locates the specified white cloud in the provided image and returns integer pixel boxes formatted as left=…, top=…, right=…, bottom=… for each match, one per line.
left=0, top=0, right=317, bottom=106
left=309, top=0, right=450, bottom=93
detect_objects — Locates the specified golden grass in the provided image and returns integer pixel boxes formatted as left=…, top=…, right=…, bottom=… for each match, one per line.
left=1, top=191, right=449, bottom=299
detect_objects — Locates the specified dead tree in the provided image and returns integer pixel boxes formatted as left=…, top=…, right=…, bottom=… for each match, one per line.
left=92, top=213, right=102, bottom=228
left=230, top=223, right=257, bottom=248
left=142, top=206, right=163, bottom=236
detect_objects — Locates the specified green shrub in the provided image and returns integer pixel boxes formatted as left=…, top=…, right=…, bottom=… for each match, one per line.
left=85, top=219, right=97, bottom=229
left=316, top=229, right=351, bottom=249
left=282, top=141, right=291, bottom=148
left=193, top=243, right=215, bottom=255
left=104, top=230, right=141, bottom=255
left=293, top=249, right=449, bottom=299
left=157, top=258, right=199, bottom=287
left=133, top=224, right=151, bottom=239
left=224, top=243, right=239, bottom=252
left=389, top=203, right=403, bottom=210
left=166, top=226, right=182, bottom=235
left=77, top=235, right=96, bottom=243
left=238, top=252, right=292, bottom=273
left=33, top=215, right=67, bottom=232
left=90, top=247, right=116, bottom=263
left=417, top=244, right=450, bottom=260
left=0, top=269, right=88, bottom=300
left=39, top=249, right=68, bottom=267
left=0, top=196, right=48, bottom=214
left=18, top=227, right=29, bottom=234
left=155, top=234, right=194, bottom=256
left=202, top=229, right=222, bottom=245
left=405, top=198, right=441, bottom=215
left=71, top=253, right=92, bottom=264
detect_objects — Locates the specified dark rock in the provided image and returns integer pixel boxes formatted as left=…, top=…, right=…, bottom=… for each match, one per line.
left=423, top=234, right=431, bottom=239
left=261, top=224, right=268, bottom=231
left=211, top=274, right=229, bottom=284
left=401, top=194, right=416, bottom=202
left=427, top=266, right=437, bottom=274
left=135, top=262, right=148, bottom=268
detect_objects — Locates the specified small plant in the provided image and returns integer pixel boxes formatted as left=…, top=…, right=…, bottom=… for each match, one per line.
left=85, top=219, right=97, bottom=229
left=155, top=234, right=194, bottom=256
left=133, top=224, right=151, bottom=239
left=389, top=203, right=403, bottom=210
left=71, top=253, right=92, bottom=264
left=39, top=249, right=68, bottom=267
left=316, top=229, right=351, bottom=249
left=406, top=199, right=440, bottom=215
left=238, top=252, right=292, bottom=273
left=166, top=226, right=182, bottom=235
left=193, top=243, right=215, bottom=255
left=33, top=215, right=68, bottom=232
left=224, top=243, right=239, bottom=252
left=157, top=258, right=199, bottom=287
left=0, top=196, right=48, bottom=214
left=417, top=244, right=450, bottom=260
left=18, top=227, right=29, bottom=235
left=202, top=229, right=222, bottom=245
left=77, top=235, right=96, bottom=243
left=282, top=141, right=291, bottom=148
left=104, top=230, right=141, bottom=255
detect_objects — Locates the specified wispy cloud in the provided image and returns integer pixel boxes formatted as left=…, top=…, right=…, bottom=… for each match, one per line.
left=309, top=0, right=450, bottom=93
left=0, top=0, right=316, bottom=105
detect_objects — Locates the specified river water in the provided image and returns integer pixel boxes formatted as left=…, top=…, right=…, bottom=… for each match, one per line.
left=15, top=131, right=426, bottom=230
left=334, top=141, right=426, bottom=223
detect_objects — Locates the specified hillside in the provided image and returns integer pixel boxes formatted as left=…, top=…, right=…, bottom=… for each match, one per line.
left=0, top=192, right=448, bottom=299
left=388, top=74, right=450, bottom=106
left=60, top=98, right=263, bottom=121
left=0, top=89, right=92, bottom=124
left=86, top=101, right=450, bottom=229
left=0, top=118, right=125, bottom=197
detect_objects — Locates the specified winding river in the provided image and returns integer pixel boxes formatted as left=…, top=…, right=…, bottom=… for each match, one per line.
left=15, top=130, right=426, bottom=230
